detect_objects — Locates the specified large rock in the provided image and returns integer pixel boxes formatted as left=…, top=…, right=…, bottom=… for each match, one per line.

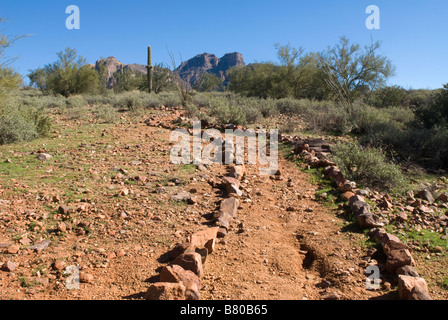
left=144, top=282, right=186, bottom=300
left=396, top=265, right=420, bottom=277
left=189, top=227, right=219, bottom=248
left=418, top=189, right=435, bottom=203
left=357, top=213, right=384, bottom=229
left=228, top=165, right=246, bottom=180
left=386, top=249, right=415, bottom=273
left=171, top=253, right=204, bottom=278
left=351, top=201, right=371, bottom=216
left=215, top=197, right=239, bottom=219
left=437, top=192, right=448, bottom=203
left=222, top=177, right=242, bottom=196
left=398, top=275, right=431, bottom=300
left=1, top=261, right=17, bottom=272
left=381, top=234, right=409, bottom=256
left=160, top=265, right=201, bottom=289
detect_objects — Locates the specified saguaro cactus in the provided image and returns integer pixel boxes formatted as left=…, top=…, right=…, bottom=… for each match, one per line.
left=147, top=46, right=153, bottom=93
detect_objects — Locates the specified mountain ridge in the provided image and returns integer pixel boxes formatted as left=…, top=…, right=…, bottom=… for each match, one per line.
left=91, top=52, right=245, bottom=89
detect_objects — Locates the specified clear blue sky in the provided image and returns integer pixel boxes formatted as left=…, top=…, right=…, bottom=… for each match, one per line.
left=1, top=0, right=447, bottom=89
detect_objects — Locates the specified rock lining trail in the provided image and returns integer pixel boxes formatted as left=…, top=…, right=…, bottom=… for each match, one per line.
left=0, top=108, right=408, bottom=300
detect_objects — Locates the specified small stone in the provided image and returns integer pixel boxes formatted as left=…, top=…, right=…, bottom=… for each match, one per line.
left=29, top=239, right=51, bottom=253
left=7, top=244, right=20, bottom=254
left=185, top=282, right=201, bottom=301
left=217, top=227, right=227, bottom=238
left=58, top=205, right=73, bottom=215
left=1, top=261, right=17, bottom=272
left=52, top=260, right=66, bottom=271
left=37, top=153, right=52, bottom=161
left=57, top=222, right=67, bottom=233
left=79, top=272, right=94, bottom=283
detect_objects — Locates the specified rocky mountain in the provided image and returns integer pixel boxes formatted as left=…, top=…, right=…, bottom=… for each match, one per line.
left=176, top=52, right=245, bottom=88
left=93, top=52, right=245, bottom=89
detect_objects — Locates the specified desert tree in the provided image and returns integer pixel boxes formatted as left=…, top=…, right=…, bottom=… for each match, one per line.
left=0, top=18, right=25, bottom=101
left=319, top=36, right=395, bottom=112
left=29, top=47, right=99, bottom=97
left=193, top=72, right=223, bottom=92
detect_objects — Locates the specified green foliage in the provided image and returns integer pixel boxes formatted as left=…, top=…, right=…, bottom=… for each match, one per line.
left=0, top=18, right=25, bottom=101
left=319, top=37, right=395, bottom=107
left=364, top=85, right=407, bottom=108
left=96, top=104, right=118, bottom=123
left=414, top=84, right=448, bottom=129
left=228, top=44, right=330, bottom=101
left=28, top=47, right=100, bottom=97
left=0, top=97, right=52, bottom=144
left=66, top=95, right=88, bottom=108
left=152, top=63, right=176, bottom=93
left=193, top=72, right=223, bottom=92
left=331, top=141, right=408, bottom=192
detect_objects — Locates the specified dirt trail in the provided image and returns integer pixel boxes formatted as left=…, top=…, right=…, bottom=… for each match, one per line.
left=0, top=109, right=390, bottom=300
left=199, top=157, right=383, bottom=300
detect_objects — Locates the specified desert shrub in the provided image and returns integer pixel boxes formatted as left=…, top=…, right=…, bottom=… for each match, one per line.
left=113, top=92, right=143, bottom=111
left=28, top=48, right=100, bottom=97
left=331, top=141, right=408, bottom=192
left=256, top=98, right=278, bottom=118
left=209, top=97, right=247, bottom=126
left=0, top=113, right=37, bottom=144
left=96, top=104, right=118, bottom=123
left=364, top=85, right=407, bottom=108
left=192, top=92, right=212, bottom=108
left=158, top=91, right=182, bottom=108
left=67, top=95, right=88, bottom=108
left=141, top=93, right=161, bottom=108
left=275, top=98, right=308, bottom=115
left=0, top=101, right=52, bottom=144
left=414, top=84, right=448, bottom=129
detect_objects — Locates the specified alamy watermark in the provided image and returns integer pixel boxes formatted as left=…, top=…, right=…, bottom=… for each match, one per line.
left=66, top=5, right=80, bottom=30
left=365, top=265, right=381, bottom=290
left=170, top=121, right=279, bottom=175
left=366, top=5, right=380, bottom=30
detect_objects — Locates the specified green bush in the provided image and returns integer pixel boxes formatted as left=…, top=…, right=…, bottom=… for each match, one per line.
left=96, top=104, right=118, bottom=123
left=331, top=141, right=408, bottom=192
left=0, top=112, right=38, bottom=144
left=209, top=97, right=247, bottom=126
left=67, top=95, right=88, bottom=108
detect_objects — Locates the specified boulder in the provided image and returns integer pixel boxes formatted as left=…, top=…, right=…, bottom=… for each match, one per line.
left=171, top=253, right=204, bottom=278
left=228, top=165, right=245, bottom=180
left=418, top=189, right=435, bottom=203
left=144, top=282, right=186, bottom=300
left=189, top=227, right=219, bottom=248
left=357, top=213, right=384, bottom=229
left=1, top=261, right=17, bottom=272
left=396, top=265, right=420, bottom=277
left=218, top=197, right=239, bottom=218
left=398, top=275, right=431, bottom=300
left=351, top=201, right=371, bottom=216
left=160, top=265, right=201, bottom=289
left=386, top=249, right=415, bottom=273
